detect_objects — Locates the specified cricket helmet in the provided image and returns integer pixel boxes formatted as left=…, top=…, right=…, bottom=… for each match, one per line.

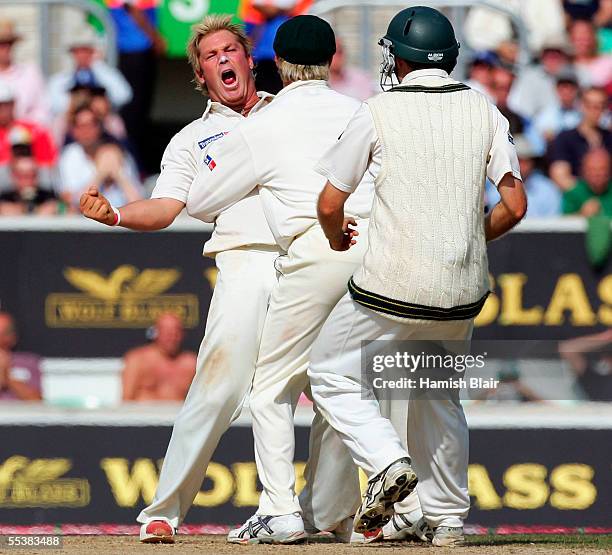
left=382, top=6, right=459, bottom=64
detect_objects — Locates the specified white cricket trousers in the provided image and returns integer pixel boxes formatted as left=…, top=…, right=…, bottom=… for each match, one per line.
left=137, top=248, right=279, bottom=528
left=137, top=246, right=367, bottom=530
left=308, top=293, right=474, bottom=529
left=250, top=221, right=420, bottom=528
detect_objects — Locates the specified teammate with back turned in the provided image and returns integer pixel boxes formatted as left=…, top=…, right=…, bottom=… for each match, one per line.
left=308, top=6, right=527, bottom=548
left=186, top=14, right=428, bottom=545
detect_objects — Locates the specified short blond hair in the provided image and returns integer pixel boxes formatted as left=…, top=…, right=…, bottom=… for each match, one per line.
left=187, top=15, right=252, bottom=94
left=276, top=58, right=330, bottom=84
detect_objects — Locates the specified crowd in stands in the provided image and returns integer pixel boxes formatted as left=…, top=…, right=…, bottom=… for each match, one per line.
left=0, top=15, right=144, bottom=215
left=0, top=0, right=609, bottom=219
left=464, top=0, right=612, bottom=218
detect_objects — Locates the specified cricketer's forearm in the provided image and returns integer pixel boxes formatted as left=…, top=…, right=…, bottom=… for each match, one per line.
left=117, top=198, right=185, bottom=231
left=317, top=182, right=350, bottom=243
left=485, top=174, right=527, bottom=242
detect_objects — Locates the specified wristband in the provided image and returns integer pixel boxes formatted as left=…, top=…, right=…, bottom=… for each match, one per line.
left=111, top=206, right=121, bottom=226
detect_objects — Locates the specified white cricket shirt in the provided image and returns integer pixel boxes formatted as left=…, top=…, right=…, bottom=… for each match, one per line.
left=317, top=69, right=521, bottom=193
left=151, top=93, right=276, bottom=256
left=186, top=80, right=376, bottom=252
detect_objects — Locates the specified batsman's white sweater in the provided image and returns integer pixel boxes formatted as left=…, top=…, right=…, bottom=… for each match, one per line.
left=352, top=84, right=494, bottom=322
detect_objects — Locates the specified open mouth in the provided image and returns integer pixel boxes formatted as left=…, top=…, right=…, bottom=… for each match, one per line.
left=221, top=69, right=237, bottom=87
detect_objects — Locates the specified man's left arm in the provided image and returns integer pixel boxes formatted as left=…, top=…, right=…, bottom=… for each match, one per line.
left=187, top=129, right=259, bottom=221
left=485, top=107, right=527, bottom=241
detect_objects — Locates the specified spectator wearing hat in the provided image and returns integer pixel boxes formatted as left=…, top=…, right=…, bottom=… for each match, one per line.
left=569, top=19, right=612, bottom=87
left=47, top=26, right=132, bottom=117
left=562, top=147, right=612, bottom=216
left=0, top=19, right=49, bottom=125
left=0, top=153, right=60, bottom=215
left=0, top=81, right=57, bottom=167
left=465, top=51, right=497, bottom=101
left=534, top=70, right=583, bottom=142
left=58, top=104, right=142, bottom=209
left=549, top=86, right=612, bottom=190
left=328, top=38, right=376, bottom=101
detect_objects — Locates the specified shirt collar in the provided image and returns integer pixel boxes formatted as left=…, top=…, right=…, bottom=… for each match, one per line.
left=202, top=91, right=275, bottom=119
left=400, top=69, right=450, bottom=84
left=274, top=79, right=329, bottom=99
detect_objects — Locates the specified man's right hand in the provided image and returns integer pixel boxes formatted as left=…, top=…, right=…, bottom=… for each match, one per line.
left=80, top=186, right=116, bottom=226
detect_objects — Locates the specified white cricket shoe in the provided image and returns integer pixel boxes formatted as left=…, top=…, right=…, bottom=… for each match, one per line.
left=351, top=514, right=432, bottom=544
left=347, top=527, right=383, bottom=543
left=139, top=519, right=175, bottom=544
left=380, top=514, right=433, bottom=542
left=354, top=457, right=418, bottom=534
left=432, top=525, right=465, bottom=547
left=227, top=512, right=306, bottom=544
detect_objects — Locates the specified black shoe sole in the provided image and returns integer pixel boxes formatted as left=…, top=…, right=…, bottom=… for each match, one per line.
left=354, top=468, right=418, bottom=534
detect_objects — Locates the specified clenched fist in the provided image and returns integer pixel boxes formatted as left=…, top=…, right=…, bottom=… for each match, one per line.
left=80, top=186, right=117, bottom=226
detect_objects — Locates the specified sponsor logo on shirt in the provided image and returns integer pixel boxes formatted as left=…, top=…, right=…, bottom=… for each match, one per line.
left=198, top=132, right=229, bottom=150
left=205, top=155, right=217, bottom=171
left=427, top=53, right=443, bottom=62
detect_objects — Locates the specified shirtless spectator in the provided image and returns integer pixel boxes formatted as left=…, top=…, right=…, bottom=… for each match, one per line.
left=0, top=312, right=42, bottom=401
left=122, top=313, right=196, bottom=401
